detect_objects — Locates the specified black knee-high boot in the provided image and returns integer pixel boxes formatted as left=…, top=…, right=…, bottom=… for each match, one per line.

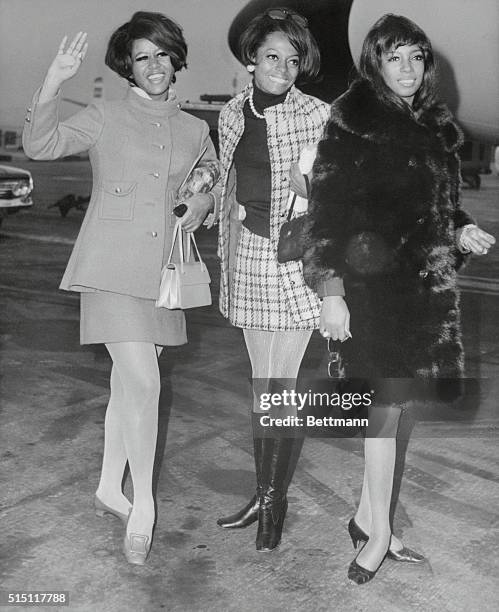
left=216, top=413, right=265, bottom=528
left=255, top=434, right=304, bottom=551
left=255, top=378, right=305, bottom=551
left=217, top=431, right=305, bottom=544
left=217, top=378, right=305, bottom=545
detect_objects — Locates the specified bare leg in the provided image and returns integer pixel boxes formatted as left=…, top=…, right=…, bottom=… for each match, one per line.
left=354, top=406, right=402, bottom=571
left=354, top=464, right=371, bottom=529
left=105, top=342, right=161, bottom=542
left=355, top=449, right=404, bottom=552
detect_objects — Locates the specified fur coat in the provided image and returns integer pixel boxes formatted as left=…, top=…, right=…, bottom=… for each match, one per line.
left=303, top=80, right=474, bottom=378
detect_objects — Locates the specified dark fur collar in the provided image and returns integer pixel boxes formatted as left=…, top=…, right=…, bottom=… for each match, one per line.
left=330, top=80, right=463, bottom=152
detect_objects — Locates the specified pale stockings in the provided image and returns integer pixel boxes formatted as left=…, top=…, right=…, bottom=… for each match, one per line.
left=243, top=329, right=312, bottom=413
left=96, top=342, right=163, bottom=541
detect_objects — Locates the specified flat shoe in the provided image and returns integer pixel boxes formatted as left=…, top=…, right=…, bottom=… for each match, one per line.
left=94, top=495, right=130, bottom=525
left=123, top=532, right=151, bottom=565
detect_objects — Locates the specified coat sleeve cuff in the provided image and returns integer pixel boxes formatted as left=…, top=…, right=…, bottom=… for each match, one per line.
left=22, top=87, right=60, bottom=156
left=316, top=277, right=345, bottom=297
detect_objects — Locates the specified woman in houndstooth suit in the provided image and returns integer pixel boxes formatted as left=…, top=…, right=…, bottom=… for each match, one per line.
left=215, top=8, right=335, bottom=551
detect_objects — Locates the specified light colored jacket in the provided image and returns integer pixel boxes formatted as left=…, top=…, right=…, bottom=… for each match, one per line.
left=217, top=83, right=329, bottom=325
left=23, top=88, right=218, bottom=299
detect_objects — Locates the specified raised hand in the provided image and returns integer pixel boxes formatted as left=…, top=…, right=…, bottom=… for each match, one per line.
left=39, top=32, right=88, bottom=101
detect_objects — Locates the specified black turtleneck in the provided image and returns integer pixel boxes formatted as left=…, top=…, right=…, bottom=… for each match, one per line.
left=233, top=84, right=290, bottom=238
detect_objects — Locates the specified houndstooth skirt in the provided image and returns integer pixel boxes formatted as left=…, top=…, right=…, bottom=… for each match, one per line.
left=229, top=225, right=316, bottom=331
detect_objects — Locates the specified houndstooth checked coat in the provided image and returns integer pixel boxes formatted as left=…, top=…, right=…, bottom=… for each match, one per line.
left=217, top=83, right=330, bottom=326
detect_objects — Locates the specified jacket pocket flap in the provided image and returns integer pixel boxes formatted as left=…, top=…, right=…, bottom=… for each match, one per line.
left=102, top=180, right=136, bottom=196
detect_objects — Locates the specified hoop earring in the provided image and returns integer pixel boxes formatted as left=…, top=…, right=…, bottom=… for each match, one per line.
left=247, top=65, right=255, bottom=73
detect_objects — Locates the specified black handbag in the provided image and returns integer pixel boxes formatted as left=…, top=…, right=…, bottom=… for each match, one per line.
left=277, top=176, right=310, bottom=264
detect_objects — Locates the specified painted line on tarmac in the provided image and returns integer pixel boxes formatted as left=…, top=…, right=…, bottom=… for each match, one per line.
left=0, top=230, right=75, bottom=245
left=0, top=283, right=78, bottom=301
left=459, top=275, right=499, bottom=284
left=458, top=275, right=499, bottom=295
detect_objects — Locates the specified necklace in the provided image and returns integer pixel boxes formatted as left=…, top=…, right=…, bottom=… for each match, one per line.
left=248, top=92, right=265, bottom=119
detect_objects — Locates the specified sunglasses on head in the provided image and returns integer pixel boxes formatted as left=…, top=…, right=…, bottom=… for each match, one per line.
left=264, top=8, right=308, bottom=28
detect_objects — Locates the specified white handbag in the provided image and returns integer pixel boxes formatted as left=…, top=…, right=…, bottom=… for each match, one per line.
left=156, top=220, right=211, bottom=309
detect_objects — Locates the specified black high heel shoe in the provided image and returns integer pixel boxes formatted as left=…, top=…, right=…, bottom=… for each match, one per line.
left=348, top=528, right=390, bottom=585
left=348, top=518, right=368, bottom=549
left=348, top=518, right=425, bottom=563
left=348, top=552, right=386, bottom=585
left=347, top=520, right=384, bottom=584
left=348, top=559, right=377, bottom=585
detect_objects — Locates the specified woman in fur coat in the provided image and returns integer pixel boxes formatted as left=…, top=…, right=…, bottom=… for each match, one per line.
left=303, top=14, right=494, bottom=584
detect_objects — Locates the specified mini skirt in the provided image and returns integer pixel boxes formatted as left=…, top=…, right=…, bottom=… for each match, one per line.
left=80, top=291, right=186, bottom=346
left=229, top=225, right=315, bottom=331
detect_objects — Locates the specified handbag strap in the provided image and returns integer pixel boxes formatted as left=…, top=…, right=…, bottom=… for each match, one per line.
left=304, top=174, right=311, bottom=199
left=286, top=173, right=310, bottom=222
left=166, top=219, right=205, bottom=270
left=286, top=192, right=298, bottom=222
left=185, top=231, right=204, bottom=265
left=167, top=219, right=184, bottom=265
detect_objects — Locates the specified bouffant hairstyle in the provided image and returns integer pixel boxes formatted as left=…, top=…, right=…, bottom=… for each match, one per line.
left=239, top=8, right=321, bottom=84
left=105, top=11, right=187, bottom=84
left=359, top=13, right=437, bottom=112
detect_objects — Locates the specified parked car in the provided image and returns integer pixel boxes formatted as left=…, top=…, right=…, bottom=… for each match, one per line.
left=0, top=164, right=34, bottom=226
